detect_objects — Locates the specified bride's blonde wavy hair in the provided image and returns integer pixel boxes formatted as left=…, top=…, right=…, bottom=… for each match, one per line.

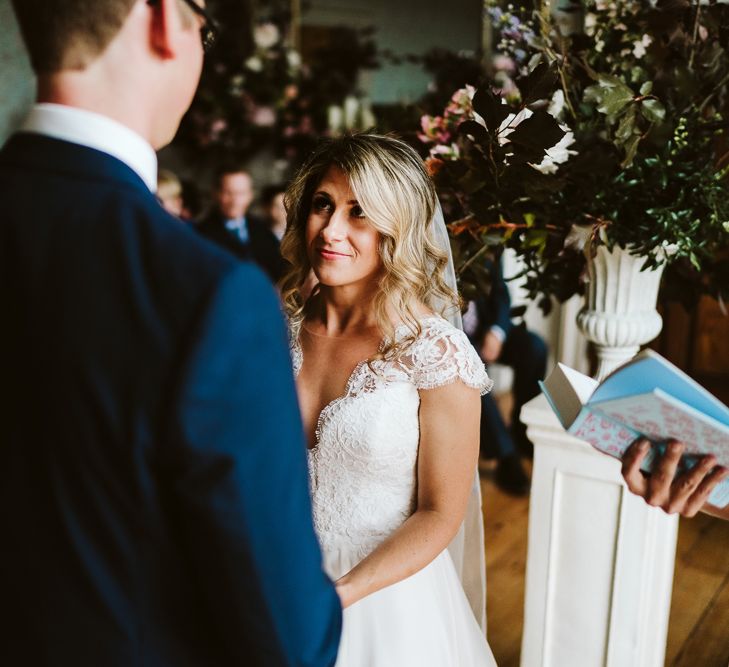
left=279, top=132, right=459, bottom=359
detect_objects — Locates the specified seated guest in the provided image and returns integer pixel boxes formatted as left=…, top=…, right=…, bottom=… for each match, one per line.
left=463, top=256, right=547, bottom=496
left=197, top=166, right=285, bottom=283
left=179, top=178, right=203, bottom=221
left=157, top=168, right=185, bottom=219
left=261, top=184, right=288, bottom=241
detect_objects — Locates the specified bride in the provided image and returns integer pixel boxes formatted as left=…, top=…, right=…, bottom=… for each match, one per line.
left=280, top=133, right=497, bottom=666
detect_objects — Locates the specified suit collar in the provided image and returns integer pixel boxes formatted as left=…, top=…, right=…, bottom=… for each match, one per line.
left=0, top=133, right=153, bottom=197
left=19, top=104, right=157, bottom=192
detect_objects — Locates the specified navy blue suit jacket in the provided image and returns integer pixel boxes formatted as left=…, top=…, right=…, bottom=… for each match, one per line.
left=470, top=258, right=513, bottom=344
left=196, top=211, right=287, bottom=285
left=0, top=133, right=341, bottom=666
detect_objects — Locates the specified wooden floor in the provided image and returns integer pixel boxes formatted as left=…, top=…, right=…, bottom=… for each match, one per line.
left=480, top=466, right=729, bottom=666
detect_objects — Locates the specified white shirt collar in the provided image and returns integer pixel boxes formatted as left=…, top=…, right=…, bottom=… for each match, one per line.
left=20, top=103, right=158, bottom=192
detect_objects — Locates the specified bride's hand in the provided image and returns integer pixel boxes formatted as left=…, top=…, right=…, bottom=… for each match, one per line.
left=334, top=576, right=358, bottom=609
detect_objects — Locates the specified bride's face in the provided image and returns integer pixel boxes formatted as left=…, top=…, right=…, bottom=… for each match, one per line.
left=305, top=166, right=382, bottom=289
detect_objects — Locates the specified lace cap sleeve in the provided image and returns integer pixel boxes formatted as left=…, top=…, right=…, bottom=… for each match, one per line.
left=287, top=317, right=303, bottom=377
left=400, top=317, right=493, bottom=395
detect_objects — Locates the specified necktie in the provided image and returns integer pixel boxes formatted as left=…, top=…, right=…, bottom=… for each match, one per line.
left=225, top=217, right=249, bottom=244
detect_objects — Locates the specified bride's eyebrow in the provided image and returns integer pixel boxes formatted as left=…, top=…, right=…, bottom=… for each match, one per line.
left=312, top=190, right=359, bottom=206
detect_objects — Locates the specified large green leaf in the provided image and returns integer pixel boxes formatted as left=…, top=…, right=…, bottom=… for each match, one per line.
left=599, top=87, right=635, bottom=117
left=616, top=106, right=638, bottom=142
left=507, top=110, right=566, bottom=156
left=640, top=98, right=666, bottom=123
left=585, top=76, right=635, bottom=118
left=458, top=119, right=490, bottom=145
left=471, top=88, right=511, bottom=133
left=517, top=62, right=559, bottom=105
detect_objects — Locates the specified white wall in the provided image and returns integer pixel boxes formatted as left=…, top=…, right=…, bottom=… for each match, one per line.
left=0, top=0, right=36, bottom=144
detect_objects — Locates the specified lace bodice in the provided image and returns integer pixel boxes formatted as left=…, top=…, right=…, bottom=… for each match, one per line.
left=291, top=316, right=493, bottom=562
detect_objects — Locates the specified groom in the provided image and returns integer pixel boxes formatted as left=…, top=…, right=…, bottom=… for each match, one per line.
left=0, top=1, right=341, bottom=665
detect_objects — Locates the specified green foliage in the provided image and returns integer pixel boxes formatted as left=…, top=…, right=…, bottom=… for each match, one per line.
left=422, top=1, right=729, bottom=313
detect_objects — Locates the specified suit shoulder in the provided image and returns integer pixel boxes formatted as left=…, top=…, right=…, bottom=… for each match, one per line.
left=123, top=189, right=242, bottom=278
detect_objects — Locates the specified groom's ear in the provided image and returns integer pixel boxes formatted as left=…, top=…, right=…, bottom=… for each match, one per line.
left=146, top=0, right=189, bottom=59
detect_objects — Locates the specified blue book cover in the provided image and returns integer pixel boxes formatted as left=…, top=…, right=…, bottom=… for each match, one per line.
left=540, top=350, right=729, bottom=507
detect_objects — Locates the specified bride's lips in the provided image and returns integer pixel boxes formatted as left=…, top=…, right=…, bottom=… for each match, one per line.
left=318, top=247, right=351, bottom=260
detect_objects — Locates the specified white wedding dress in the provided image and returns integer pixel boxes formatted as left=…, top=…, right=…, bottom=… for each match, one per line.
left=292, top=315, right=498, bottom=667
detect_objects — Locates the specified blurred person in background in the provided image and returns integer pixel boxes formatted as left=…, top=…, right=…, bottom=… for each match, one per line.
left=261, top=183, right=288, bottom=241
left=157, top=167, right=186, bottom=219
left=463, top=256, right=546, bottom=496
left=197, top=165, right=285, bottom=282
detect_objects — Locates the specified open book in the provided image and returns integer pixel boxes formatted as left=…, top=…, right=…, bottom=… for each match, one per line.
left=540, top=349, right=729, bottom=508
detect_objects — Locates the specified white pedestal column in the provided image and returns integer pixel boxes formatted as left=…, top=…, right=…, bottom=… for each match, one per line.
left=520, top=395, right=679, bottom=667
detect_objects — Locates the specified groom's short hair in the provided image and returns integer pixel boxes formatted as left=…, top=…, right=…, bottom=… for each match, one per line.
left=11, top=0, right=137, bottom=73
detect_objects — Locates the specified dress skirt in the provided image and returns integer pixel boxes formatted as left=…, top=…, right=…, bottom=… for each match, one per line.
left=324, top=546, right=498, bottom=667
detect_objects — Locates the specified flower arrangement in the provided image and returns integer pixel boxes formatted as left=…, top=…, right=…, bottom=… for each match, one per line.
left=419, top=66, right=573, bottom=304
left=421, top=1, right=729, bottom=312
left=173, top=2, right=379, bottom=170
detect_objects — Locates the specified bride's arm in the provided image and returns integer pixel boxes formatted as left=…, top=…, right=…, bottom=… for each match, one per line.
left=335, top=380, right=481, bottom=608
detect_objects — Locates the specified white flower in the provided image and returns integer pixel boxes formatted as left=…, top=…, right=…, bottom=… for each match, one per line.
left=287, top=50, right=302, bottom=69
left=584, top=13, right=597, bottom=36
left=245, top=56, right=263, bottom=72
left=534, top=129, right=577, bottom=174
left=253, top=23, right=280, bottom=49
left=548, top=89, right=566, bottom=120
left=633, top=35, right=652, bottom=59
left=430, top=143, right=460, bottom=160
left=327, top=105, right=344, bottom=133
left=659, top=242, right=679, bottom=259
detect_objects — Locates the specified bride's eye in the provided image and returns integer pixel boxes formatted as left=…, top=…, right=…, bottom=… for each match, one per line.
left=350, top=204, right=366, bottom=219
left=312, top=195, right=333, bottom=213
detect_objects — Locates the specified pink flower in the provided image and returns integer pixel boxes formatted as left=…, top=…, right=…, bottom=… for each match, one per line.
left=299, top=115, right=314, bottom=133
left=210, top=119, right=228, bottom=137
left=250, top=106, right=276, bottom=127
left=419, top=115, right=451, bottom=143
left=492, top=54, right=516, bottom=74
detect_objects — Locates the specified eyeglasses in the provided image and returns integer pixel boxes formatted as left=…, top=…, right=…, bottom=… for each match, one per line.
left=147, top=0, right=219, bottom=53
left=180, top=0, right=219, bottom=52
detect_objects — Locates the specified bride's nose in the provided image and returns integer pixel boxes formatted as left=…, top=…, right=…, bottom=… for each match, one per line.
left=319, top=209, right=347, bottom=243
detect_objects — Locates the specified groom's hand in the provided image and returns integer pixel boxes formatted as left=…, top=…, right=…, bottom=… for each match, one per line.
left=621, top=438, right=728, bottom=518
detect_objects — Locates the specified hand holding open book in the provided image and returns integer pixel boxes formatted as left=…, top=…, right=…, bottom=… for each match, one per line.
left=540, top=350, right=729, bottom=514
left=621, top=438, right=728, bottom=519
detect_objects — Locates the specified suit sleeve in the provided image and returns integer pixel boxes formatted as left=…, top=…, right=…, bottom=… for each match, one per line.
left=167, top=262, right=341, bottom=666
left=486, top=258, right=513, bottom=337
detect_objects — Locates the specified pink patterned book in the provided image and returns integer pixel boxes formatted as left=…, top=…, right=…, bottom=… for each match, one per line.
left=540, top=350, right=729, bottom=508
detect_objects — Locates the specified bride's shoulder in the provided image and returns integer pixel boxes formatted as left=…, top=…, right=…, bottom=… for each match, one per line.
left=395, top=315, right=493, bottom=395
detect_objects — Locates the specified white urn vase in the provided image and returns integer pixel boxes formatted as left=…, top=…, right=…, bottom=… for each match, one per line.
left=577, top=243, right=665, bottom=381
